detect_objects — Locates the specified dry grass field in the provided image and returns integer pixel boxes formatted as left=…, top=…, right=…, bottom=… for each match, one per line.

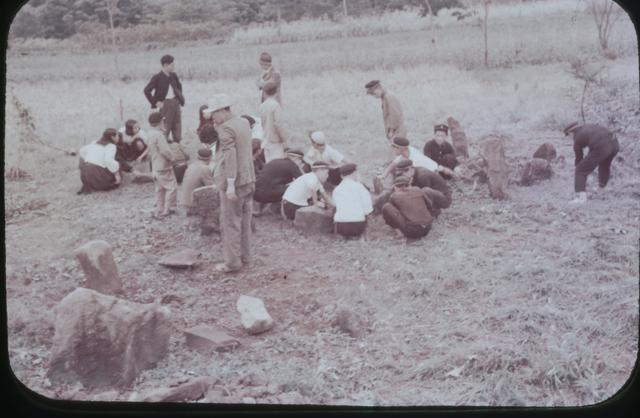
left=4, top=0, right=639, bottom=407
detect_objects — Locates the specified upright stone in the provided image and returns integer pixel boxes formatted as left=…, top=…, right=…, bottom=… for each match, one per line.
left=519, top=158, right=553, bottom=186
left=236, top=295, right=274, bottom=335
left=48, top=288, right=171, bottom=389
left=192, top=185, right=220, bottom=235
left=293, top=206, right=334, bottom=234
left=532, top=143, right=557, bottom=161
left=479, top=135, right=509, bottom=200
left=74, top=240, right=122, bottom=295
left=447, top=117, right=469, bottom=158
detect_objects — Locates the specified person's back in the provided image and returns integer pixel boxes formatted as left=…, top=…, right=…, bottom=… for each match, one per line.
left=389, top=186, right=433, bottom=227
left=413, top=167, right=451, bottom=203
left=333, top=177, right=372, bottom=223
left=180, top=159, right=214, bottom=209
left=213, top=116, right=255, bottom=190
left=256, top=158, right=301, bottom=189
left=147, top=128, right=174, bottom=172
left=573, top=124, right=612, bottom=150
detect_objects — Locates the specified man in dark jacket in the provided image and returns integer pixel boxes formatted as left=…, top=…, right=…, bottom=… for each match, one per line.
left=423, top=124, right=458, bottom=177
left=253, top=149, right=305, bottom=213
left=564, top=122, right=619, bottom=204
left=382, top=175, right=436, bottom=239
left=144, top=54, right=185, bottom=143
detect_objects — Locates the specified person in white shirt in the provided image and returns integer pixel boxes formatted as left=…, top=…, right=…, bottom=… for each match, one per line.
left=376, top=136, right=454, bottom=189
left=281, top=161, right=335, bottom=220
left=332, top=163, right=373, bottom=238
left=303, top=131, right=349, bottom=186
left=77, top=128, right=121, bottom=194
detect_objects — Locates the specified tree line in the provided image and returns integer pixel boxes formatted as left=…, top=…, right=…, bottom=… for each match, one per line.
left=11, top=0, right=465, bottom=40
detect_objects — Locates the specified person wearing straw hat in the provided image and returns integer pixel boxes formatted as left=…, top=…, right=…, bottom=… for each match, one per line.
left=381, top=175, right=436, bottom=239
left=203, top=94, right=256, bottom=273
left=364, top=80, right=407, bottom=142
left=179, top=148, right=215, bottom=216
left=281, top=161, right=335, bottom=221
left=253, top=148, right=305, bottom=215
left=423, top=123, right=458, bottom=175
left=332, top=163, right=373, bottom=238
left=260, top=81, right=290, bottom=163
left=257, top=52, right=282, bottom=104
left=563, top=121, right=620, bottom=204
left=303, top=130, right=348, bottom=186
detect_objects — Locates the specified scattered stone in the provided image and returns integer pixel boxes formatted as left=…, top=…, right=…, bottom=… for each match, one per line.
left=204, top=388, right=227, bottom=402
left=143, top=377, right=216, bottom=402
left=48, top=288, right=171, bottom=389
left=160, top=294, right=184, bottom=305
left=131, top=173, right=154, bottom=184
left=236, top=295, right=274, bottom=335
left=332, top=307, right=368, bottom=339
left=479, top=135, right=509, bottom=200
left=242, top=396, right=257, bottom=404
left=532, top=143, right=557, bottom=161
left=277, top=391, right=306, bottom=404
left=92, top=390, right=119, bottom=402
left=73, top=240, right=122, bottom=295
left=293, top=205, right=334, bottom=234
left=158, top=249, right=201, bottom=268
left=184, top=325, right=240, bottom=352
left=192, top=185, right=220, bottom=236
left=447, top=116, right=469, bottom=158
left=519, top=158, right=553, bottom=186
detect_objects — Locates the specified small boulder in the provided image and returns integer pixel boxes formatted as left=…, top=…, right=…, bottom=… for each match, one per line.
left=236, top=295, right=274, bottom=335
left=143, top=377, right=216, bottom=402
left=519, top=158, right=553, bottom=186
left=158, top=249, right=201, bottom=268
left=192, top=185, right=220, bottom=236
left=532, top=143, right=557, bottom=161
left=184, top=325, right=240, bottom=352
left=332, top=307, right=368, bottom=339
left=293, top=206, right=334, bottom=234
left=73, top=240, right=122, bottom=295
left=48, top=288, right=171, bottom=389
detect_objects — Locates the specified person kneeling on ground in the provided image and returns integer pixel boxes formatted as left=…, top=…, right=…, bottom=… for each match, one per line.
left=423, top=123, right=458, bottom=178
left=564, top=121, right=619, bottom=204
left=253, top=148, right=305, bottom=215
left=147, top=112, right=177, bottom=219
left=332, top=163, right=373, bottom=239
left=77, top=128, right=122, bottom=194
left=303, top=131, right=349, bottom=187
left=382, top=175, right=437, bottom=240
left=281, top=161, right=335, bottom=220
left=179, top=148, right=215, bottom=216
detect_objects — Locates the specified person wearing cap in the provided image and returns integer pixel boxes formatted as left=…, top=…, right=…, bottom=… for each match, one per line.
left=382, top=175, right=436, bottom=239
left=146, top=111, right=177, bottom=219
left=143, top=54, right=185, bottom=143
left=179, top=148, right=215, bottom=216
left=303, top=131, right=349, bottom=186
left=253, top=148, right=305, bottom=214
left=378, top=137, right=453, bottom=181
left=204, top=94, right=256, bottom=273
left=260, top=81, right=290, bottom=163
left=332, top=163, right=373, bottom=238
left=423, top=124, right=458, bottom=175
left=373, top=158, right=452, bottom=215
left=256, top=52, right=282, bottom=104
left=365, top=80, right=407, bottom=142
left=281, top=161, right=335, bottom=220
left=564, top=121, right=620, bottom=204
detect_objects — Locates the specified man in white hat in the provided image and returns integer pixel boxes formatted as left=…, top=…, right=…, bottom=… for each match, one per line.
left=303, top=131, right=349, bottom=186
left=204, top=94, right=256, bottom=273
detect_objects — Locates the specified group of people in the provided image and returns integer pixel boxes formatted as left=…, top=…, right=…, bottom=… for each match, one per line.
left=76, top=52, right=620, bottom=274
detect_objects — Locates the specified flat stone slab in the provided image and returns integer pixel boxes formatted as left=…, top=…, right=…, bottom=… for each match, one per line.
left=143, top=377, right=216, bottom=402
left=293, top=205, right=334, bottom=234
left=184, top=325, right=240, bottom=352
left=237, top=295, right=274, bottom=335
left=158, top=249, right=201, bottom=268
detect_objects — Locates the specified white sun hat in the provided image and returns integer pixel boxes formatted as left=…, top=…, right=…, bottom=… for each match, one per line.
left=310, top=130, right=326, bottom=145
left=203, top=94, right=233, bottom=115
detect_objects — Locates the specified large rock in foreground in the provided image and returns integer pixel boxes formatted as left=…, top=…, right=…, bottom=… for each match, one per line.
left=192, top=185, right=220, bottom=235
left=236, top=295, right=274, bottom=335
left=293, top=205, right=333, bottom=234
left=48, top=288, right=171, bottom=389
left=74, top=240, right=122, bottom=295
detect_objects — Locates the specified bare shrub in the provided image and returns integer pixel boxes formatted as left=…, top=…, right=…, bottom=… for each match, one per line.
left=588, top=0, right=624, bottom=57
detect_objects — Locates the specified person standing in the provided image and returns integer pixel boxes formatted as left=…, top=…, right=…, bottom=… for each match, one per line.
left=365, top=80, right=407, bottom=142
left=257, top=52, right=281, bottom=104
left=203, top=94, right=256, bottom=273
left=146, top=112, right=177, bottom=219
left=259, top=81, right=289, bottom=163
left=423, top=123, right=458, bottom=173
left=564, top=121, right=620, bottom=204
left=382, top=175, right=436, bottom=240
left=332, top=163, right=373, bottom=238
left=144, top=54, right=185, bottom=143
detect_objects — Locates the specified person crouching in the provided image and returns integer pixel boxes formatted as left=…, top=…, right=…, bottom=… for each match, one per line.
left=382, top=175, right=436, bottom=239
left=281, top=161, right=335, bottom=220
left=332, top=163, right=373, bottom=239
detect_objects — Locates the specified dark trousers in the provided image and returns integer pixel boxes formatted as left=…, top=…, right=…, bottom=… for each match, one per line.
left=382, top=203, right=431, bottom=239
left=282, top=200, right=304, bottom=220
left=219, top=187, right=253, bottom=269
left=575, top=137, right=619, bottom=192
left=328, top=168, right=342, bottom=186
left=335, top=221, right=367, bottom=238
left=254, top=184, right=286, bottom=204
left=160, top=98, right=182, bottom=143
left=173, top=162, right=188, bottom=184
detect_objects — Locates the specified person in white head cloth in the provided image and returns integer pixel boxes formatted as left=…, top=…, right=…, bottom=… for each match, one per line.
left=303, top=130, right=350, bottom=186
left=203, top=94, right=256, bottom=273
